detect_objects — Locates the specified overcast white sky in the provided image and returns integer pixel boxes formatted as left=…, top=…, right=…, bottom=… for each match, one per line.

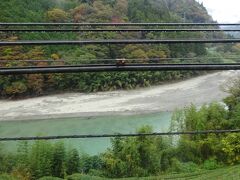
left=197, top=0, right=240, bottom=23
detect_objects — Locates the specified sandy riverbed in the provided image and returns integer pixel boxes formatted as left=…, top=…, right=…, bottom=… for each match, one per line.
left=0, top=71, right=239, bottom=121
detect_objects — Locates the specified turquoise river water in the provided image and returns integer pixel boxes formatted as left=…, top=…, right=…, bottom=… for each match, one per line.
left=0, top=112, right=172, bottom=155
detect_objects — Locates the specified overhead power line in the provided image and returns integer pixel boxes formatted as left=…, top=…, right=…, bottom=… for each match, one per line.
left=3, top=63, right=240, bottom=69
left=1, top=63, right=240, bottom=75
left=0, top=129, right=239, bottom=141
left=0, top=63, right=117, bottom=70
left=1, top=23, right=240, bottom=26
left=1, top=28, right=240, bottom=33
left=1, top=39, right=240, bottom=46
left=1, top=57, right=240, bottom=63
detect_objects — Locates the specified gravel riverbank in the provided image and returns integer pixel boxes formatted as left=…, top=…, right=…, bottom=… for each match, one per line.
left=0, top=71, right=239, bottom=121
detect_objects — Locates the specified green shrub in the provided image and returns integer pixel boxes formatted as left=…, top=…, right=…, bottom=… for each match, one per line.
left=203, top=159, right=219, bottom=170
left=180, top=162, right=200, bottom=173
left=38, top=176, right=63, bottom=180
left=171, top=159, right=200, bottom=173
left=0, top=174, right=18, bottom=180
left=66, top=174, right=105, bottom=180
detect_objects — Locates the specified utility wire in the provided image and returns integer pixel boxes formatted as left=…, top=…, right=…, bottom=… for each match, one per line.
left=2, top=63, right=240, bottom=75
left=1, top=57, right=239, bottom=63
left=1, top=39, right=240, bottom=46
left=1, top=23, right=240, bottom=26
left=3, top=63, right=240, bottom=70
left=1, top=28, right=240, bottom=32
left=0, top=129, right=239, bottom=141
left=0, top=63, right=117, bottom=70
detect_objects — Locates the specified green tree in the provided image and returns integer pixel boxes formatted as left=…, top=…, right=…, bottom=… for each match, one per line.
left=102, top=125, right=169, bottom=178
left=46, top=8, right=68, bottom=22
left=79, top=155, right=103, bottom=175
left=66, top=148, right=80, bottom=175
left=29, top=141, right=53, bottom=179
left=52, top=142, right=66, bottom=178
left=221, top=133, right=240, bottom=164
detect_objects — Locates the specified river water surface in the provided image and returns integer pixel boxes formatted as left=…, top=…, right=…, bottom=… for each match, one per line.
left=0, top=112, right=171, bottom=155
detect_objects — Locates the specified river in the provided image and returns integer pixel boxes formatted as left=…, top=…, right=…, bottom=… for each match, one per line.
left=0, top=112, right=171, bottom=155
left=0, top=71, right=239, bottom=155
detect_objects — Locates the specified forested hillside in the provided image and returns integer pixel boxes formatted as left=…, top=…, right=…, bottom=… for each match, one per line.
left=0, top=0, right=224, bottom=98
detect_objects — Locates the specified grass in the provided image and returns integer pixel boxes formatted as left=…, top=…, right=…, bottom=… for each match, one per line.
left=0, top=165, right=239, bottom=180
left=121, top=164, right=240, bottom=180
